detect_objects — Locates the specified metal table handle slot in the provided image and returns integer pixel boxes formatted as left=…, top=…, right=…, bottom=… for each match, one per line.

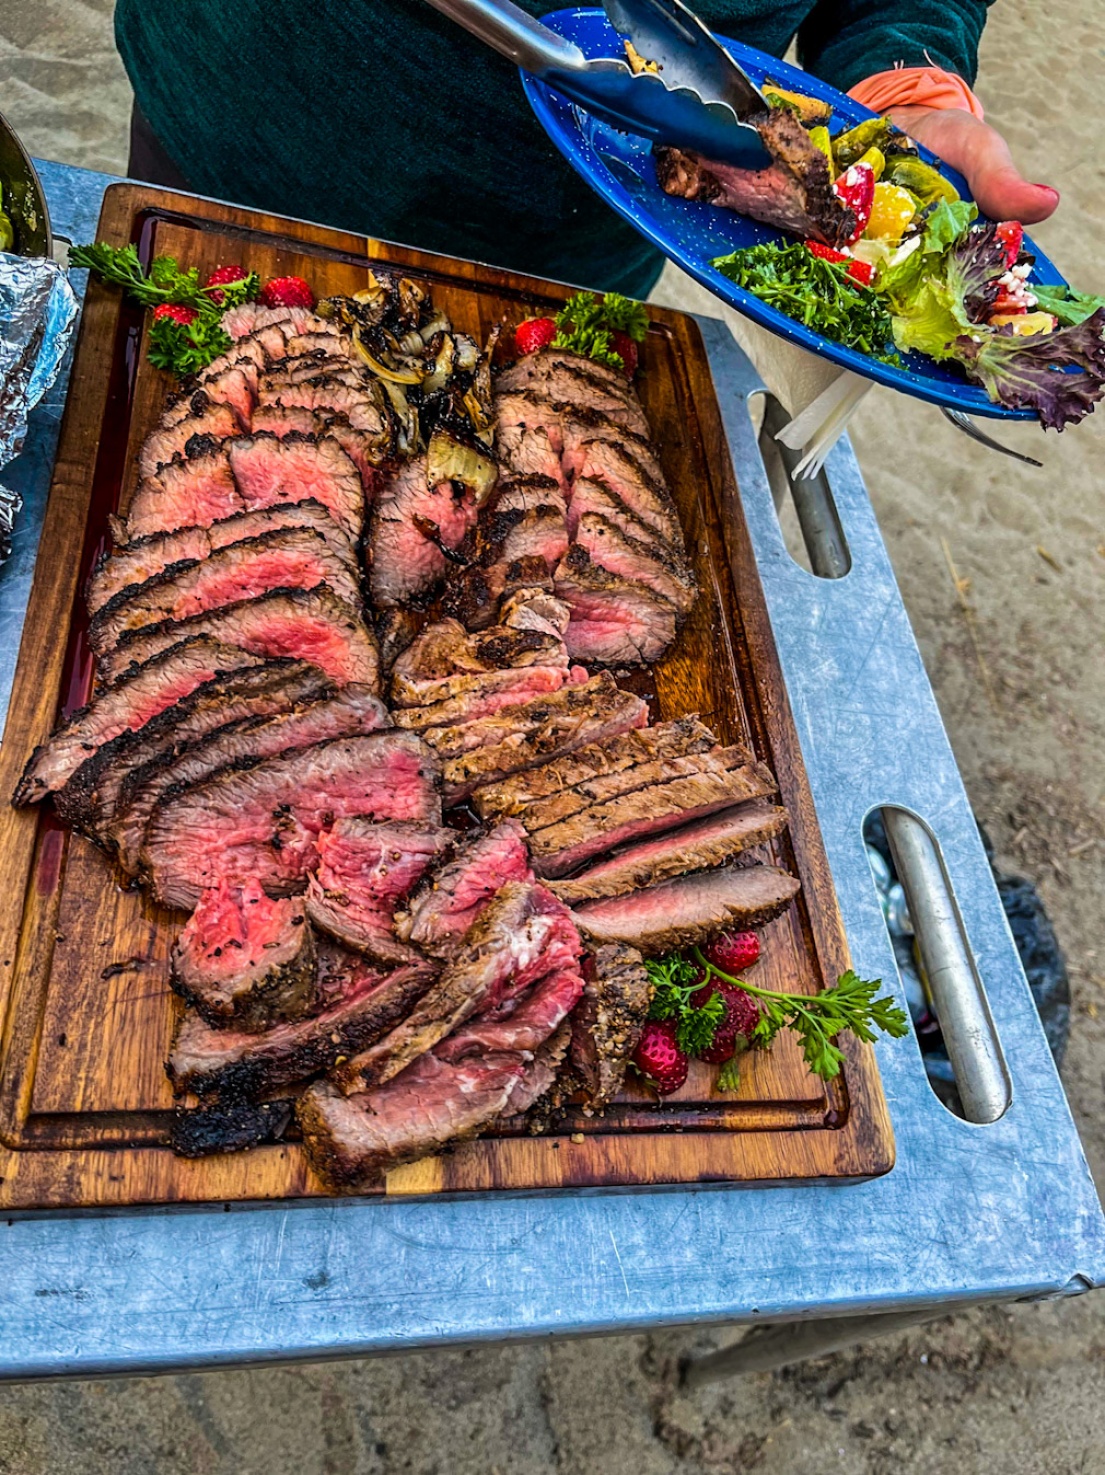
left=881, top=807, right=1011, bottom=1125
left=755, top=393, right=851, bottom=579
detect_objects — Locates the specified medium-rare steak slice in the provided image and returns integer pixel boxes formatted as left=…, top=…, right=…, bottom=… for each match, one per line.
left=86, top=500, right=357, bottom=617
left=495, top=351, right=650, bottom=437
left=392, top=666, right=583, bottom=733
left=161, top=364, right=254, bottom=429
left=393, top=653, right=570, bottom=713
left=171, top=877, right=317, bottom=1031
left=491, top=500, right=568, bottom=573
left=569, top=944, right=653, bottom=1110
left=222, top=302, right=319, bottom=340
left=97, top=587, right=380, bottom=690
left=88, top=528, right=363, bottom=656
left=227, top=433, right=365, bottom=541
left=554, top=544, right=678, bottom=666
left=305, top=819, right=452, bottom=964
left=574, top=511, right=697, bottom=615
left=368, top=456, right=478, bottom=608
left=249, top=402, right=326, bottom=438
left=564, top=476, right=666, bottom=547
left=436, top=965, right=584, bottom=1062
left=111, top=683, right=388, bottom=873
left=391, top=617, right=568, bottom=704
left=517, top=743, right=756, bottom=833
left=527, top=761, right=778, bottom=879
left=168, top=958, right=438, bottom=1100
left=58, top=658, right=332, bottom=839
left=499, top=1020, right=571, bottom=1120
left=123, top=444, right=240, bottom=544
left=298, top=1052, right=529, bottom=1189
left=495, top=390, right=665, bottom=488
left=142, top=730, right=442, bottom=910
left=571, top=864, right=801, bottom=954
left=491, top=474, right=567, bottom=518
left=444, top=673, right=649, bottom=804
left=573, top=438, right=682, bottom=547
left=14, top=637, right=260, bottom=806
left=332, top=881, right=578, bottom=1093
left=495, top=420, right=565, bottom=486
left=398, top=820, right=533, bottom=960
left=472, top=716, right=717, bottom=818
left=138, top=404, right=241, bottom=480
left=548, top=800, right=789, bottom=904
left=653, top=107, right=855, bottom=246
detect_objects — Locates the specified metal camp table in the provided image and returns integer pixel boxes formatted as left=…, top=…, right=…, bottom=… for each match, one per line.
left=1, top=160, right=1101, bottom=1383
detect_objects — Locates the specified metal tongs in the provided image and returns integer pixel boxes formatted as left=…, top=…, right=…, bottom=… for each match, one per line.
left=421, top=0, right=773, bottom=169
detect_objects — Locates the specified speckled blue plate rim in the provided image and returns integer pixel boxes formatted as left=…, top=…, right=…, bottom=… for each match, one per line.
left=524, top=7, right=1066, bottom=421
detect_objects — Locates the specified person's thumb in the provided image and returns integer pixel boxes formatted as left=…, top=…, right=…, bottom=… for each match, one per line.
left=890, top=107, right=1060, bottom=224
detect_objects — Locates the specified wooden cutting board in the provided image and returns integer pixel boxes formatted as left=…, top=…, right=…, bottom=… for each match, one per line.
left=0, top=184, right=894, bottom=1208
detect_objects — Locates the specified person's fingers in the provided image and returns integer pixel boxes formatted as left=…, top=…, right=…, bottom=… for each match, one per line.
left=887, top=106, right=1060, bottom=224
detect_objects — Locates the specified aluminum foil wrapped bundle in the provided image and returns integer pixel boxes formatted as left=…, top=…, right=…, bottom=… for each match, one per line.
left=0, top=251, right=79, bottom=561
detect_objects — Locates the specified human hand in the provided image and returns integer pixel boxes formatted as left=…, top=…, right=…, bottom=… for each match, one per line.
left=888, top=105, right=1059, bottom=225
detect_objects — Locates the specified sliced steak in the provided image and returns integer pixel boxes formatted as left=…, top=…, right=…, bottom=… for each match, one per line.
left=249, top=402, right=327, bottom=438
left=570, top=944, right=653, bottom=1110
left=571, top=864, right=802, bottom=954
left=168, top=958, right=439, bottom=1100
left=86, top=500, right=357, bottom=617
left=516, top=743, right=756, bottom=833
left=493, top=500, right=568, bottom=572
left=527, top=761, right=778, bottom=878
left=495, top=351, right=650, bottom=436
left=124, top=444, right=240, bottom=544
left=177, top=364, right=254, bottom=428
left=495, top=419, right=565, bottom=485
left=88, top=528, right=363, bottom=656
left=444, top=673, right=649, bottom=804
left=332, top=881, right=578, bottom=1093
left=565, top=476, right=667, bottom=547
left=501, top=586, right=571, bottom=637
left=97, top=587, right=380, bottom=690
left=548, top=800, right=789, bottom=904
left=574, top=511, right=697, bottom=615
left=436, top=965, right=584, bottom=1062
left=391, top=617, right=567, bottom=705
left=58, top=658, right=332, bottom=839
left=305, top=819, right=452, bottom=964
left=138, top=405, right=241, bottom=480
left=398, top=820, right=533, bottom=960
left=472, top=715, right=717, bottom=818
left=298, top=1052, right=529, bottom=1189
left=14, top=637, right=259, bottom=806
left=171, top=877, right=317, bottom=1030
left=653, top=108, right=855, bottom=246
left=554, top=544, right=678, bottom=665
left=222, top=303, right=319, bottom=340
left=491, top=474, right=567, bottom=517
left=499, top=1020, right=570, bottom=1120
left=111, top=683, right=388, bottom=873
left=392, top=666, right=582, bottom=733
left=495, top=390, right=664, bottom=488
left=376, top=607, right=426, bottom=675
left=227, top=433, right=365, bottom=540
left=368, top=456, right=478, bottom=608
left=142, top=730, right=442, bottom=910
left=573, top=438, right=682, bottom=546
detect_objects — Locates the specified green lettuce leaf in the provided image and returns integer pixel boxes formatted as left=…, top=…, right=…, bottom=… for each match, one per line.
left=1030, top=283, right=1105, bottom=327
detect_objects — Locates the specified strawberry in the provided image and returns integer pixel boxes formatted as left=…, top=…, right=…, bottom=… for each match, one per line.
left=514, top=316, right=557, bottom=355
left=832, top=162, right=876, bottom=241
left=632, top=1019, right=688, bottom=1095
left=205, top=263, right=250, bottom=305
left=610, top=329, right=639, bottom=378
left=805, top=241, right=872, bottom=288
left=704, top=930, right=761, bottom=974
left=152, top=303, right=198, bottom=326
left=845, top=258, right=875, bottom=288
left=690, top=980, right=760, bottom=1063
left=259, top=275, right=315, bottom=310
left=995, top=220, right=1024, bottom=269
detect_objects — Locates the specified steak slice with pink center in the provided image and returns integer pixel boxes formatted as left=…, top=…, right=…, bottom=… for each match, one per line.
left=171, top=877, right=317, bottom=1031
left=97, top=587, right=379, bottom=690
left=368, top=456, right=478, bottom=608
left=305, top=819, right=452, bottom=964
left=573, top=511, right=697, bottom=615
left=142, top=730, right=442, bottom=910
left=527, top=761, right=779, bottom=879
left=572, top=438, right=682, bottom=547
left=571, top=864, right=802, bottom=955
left=554, top=544, right=678, bottom=666
left=169, top=957, right=439, bottom=1100
left=227, top=433, right=365, bottom=540
left=111, top=683, right=388, bottom=874
left=495, top=351, right=650, bottom=436
left=391, top=666, right=581, bottom=733
left=138, top=405, right=241, bottom=480
left=398, top=820, right=532, bottom=960
left=14, top=636, right=260, bottom=806
left=547, top=800, right=790, bottom=904
left=124, top=445, right=242, bottom=544
left=436, top=965, right=584, bottom=1061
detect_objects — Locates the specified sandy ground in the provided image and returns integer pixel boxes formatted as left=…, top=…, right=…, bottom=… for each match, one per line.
left=1, top=2, right=1103, bottom=1472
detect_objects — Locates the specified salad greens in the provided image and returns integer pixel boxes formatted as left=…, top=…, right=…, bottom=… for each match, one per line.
left=551, top=291, right=649, bottom=370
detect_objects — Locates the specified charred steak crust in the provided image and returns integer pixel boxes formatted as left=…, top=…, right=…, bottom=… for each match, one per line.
left=569, top=943, right=653, bottom=1110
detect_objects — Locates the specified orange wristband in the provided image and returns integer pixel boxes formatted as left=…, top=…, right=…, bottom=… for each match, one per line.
left=848, top=65, right=985, bottom=121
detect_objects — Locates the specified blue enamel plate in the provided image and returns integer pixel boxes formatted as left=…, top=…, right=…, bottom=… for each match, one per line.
left=523, top=7, right=1066, bottom=420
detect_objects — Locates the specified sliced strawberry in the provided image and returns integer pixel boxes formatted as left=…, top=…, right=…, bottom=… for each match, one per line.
left=806, top=239, right=851, bottom=264
left=151, top=303, right=198, bottom=326
left=995, top=221, right=1024, bottom=269
left=513, top=317, right=557, bottom=355
left=259, top=275, right=315, bottom=310
left=832, top=162, right=876, bottom=242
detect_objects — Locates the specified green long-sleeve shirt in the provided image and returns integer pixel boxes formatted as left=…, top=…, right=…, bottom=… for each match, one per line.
left=115, top=0, right=992, bottom=297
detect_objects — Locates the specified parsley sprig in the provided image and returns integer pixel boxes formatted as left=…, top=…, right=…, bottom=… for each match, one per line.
left=68, top=242, right=259, bottom=377
left=691, top=949, right=909, bottom=1080
left=712, top=241, right=900, bottom=366
left=645, top=954, right=724, bottom=1055
left=552, top=291, right=649, bottom=370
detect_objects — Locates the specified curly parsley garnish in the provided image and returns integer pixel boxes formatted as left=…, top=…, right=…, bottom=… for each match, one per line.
left=552, top=291, right=649, bottom=370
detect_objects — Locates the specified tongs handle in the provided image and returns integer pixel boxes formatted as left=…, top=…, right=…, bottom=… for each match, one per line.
left=421, top=0, right=587, bottom=74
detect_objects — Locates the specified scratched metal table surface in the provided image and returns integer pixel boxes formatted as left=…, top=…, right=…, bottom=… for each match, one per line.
left=0, top=161, right=1101, bottom=1382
